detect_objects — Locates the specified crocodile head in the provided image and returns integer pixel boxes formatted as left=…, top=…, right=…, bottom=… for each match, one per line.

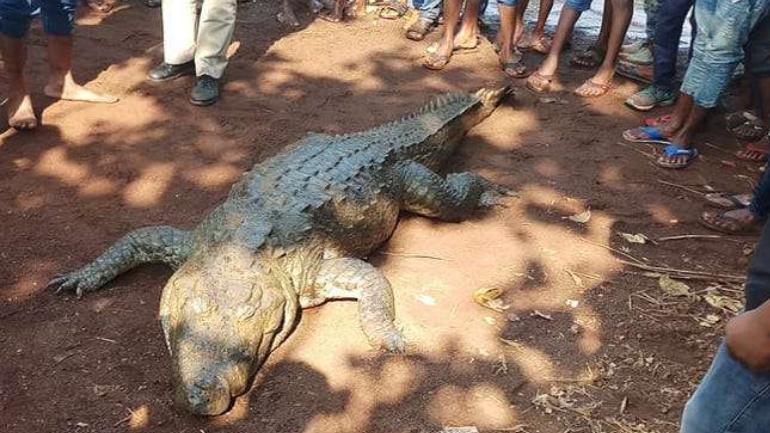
left=158, top=245, right=289, bottom=415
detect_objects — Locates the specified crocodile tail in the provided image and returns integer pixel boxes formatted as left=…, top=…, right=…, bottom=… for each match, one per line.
left=474, top=86, right=512, bottom=109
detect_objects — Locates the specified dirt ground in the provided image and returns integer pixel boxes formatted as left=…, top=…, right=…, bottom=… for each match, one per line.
left=0, top=2, right=763, bottom=433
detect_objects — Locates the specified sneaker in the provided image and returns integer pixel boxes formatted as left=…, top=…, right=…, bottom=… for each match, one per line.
left=625, top=85, right=676, bottom=111
left=190, top=75, right=220, bottom=106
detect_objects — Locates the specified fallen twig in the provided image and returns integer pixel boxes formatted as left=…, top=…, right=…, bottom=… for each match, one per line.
left=378, top=252, right=447, bottom=261
left=656, top=179, right=705, bottom=196
left=624, top=270, right=738, bottom=282
left=577, top=238, right=646, bottom=265
left=658, top=234, right=726, bottom=241
left=618, top=260, right=745, bottom=282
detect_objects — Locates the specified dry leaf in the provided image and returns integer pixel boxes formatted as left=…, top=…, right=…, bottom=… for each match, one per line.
left=473, top=287, right=510, bottom=312
left=659, top=275, right=691, bottom=297
left=703, top=292, right=743, bottom=313
left=618, top=232, right=649, bottom=244
left=699, top=314, right=721, bottom=327
left=566, top=210, right=591, bottom=224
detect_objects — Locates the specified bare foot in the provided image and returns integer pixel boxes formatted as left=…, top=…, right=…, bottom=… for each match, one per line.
left=7, top=93, right=37, bottom=130
left=44, top=80, right=118, bottom=104
left=452, top=30, right=478, bottom=50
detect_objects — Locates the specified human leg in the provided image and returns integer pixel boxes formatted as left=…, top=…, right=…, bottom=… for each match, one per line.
left=575, top=0, right=632, bottom=97
left=0, top=0, right=36, bottom=128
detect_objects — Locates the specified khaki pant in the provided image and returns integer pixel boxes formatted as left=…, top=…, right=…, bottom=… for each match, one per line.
left=162, top=0, right=236, bottom=79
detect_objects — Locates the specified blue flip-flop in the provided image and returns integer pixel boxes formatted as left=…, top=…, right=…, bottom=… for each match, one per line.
left=622, top=126, right=671, bottom=145
left=656, top=144, right=699, bottom=169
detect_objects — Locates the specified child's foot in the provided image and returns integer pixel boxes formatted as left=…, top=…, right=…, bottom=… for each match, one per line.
left=574, top=79, right=612, bottom=98
left=44, top=78, right=118, bottom=104
left=6, top=93, right=37, bottom=130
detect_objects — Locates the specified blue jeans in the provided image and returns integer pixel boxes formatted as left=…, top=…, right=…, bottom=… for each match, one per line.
left=652, top=0, right=694, bottom=91
left=680, top=0, right=770, bottom=108
left=749, top=163, right=770, bottom=222
left=565, top=0, right=591, bottom=13
left=681, top=343, right=770, bottom=433
left=0, top=0, right=76, bottom=38
left=415, top=0, right=441, bottom=22
left=681, top=221, right=770, bottom=433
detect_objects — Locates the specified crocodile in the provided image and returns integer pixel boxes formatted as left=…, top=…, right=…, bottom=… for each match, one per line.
left=49, top=86, right=511, bottom=416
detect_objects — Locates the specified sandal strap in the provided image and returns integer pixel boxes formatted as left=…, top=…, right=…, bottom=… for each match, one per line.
left=640, top=126, right=666, bottom=140
left=663, top=144, right=697, bottom=157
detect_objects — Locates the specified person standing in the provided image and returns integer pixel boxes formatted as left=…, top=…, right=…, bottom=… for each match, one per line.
left=0, top=0, right=117, bottom=130
left=147, top=0, right=237, bottom=106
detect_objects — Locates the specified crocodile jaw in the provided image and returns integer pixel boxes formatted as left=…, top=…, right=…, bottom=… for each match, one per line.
left=159, top=249, right=283, bottom=416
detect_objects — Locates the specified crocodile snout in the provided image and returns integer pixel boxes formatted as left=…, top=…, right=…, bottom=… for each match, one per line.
left=176, top=375, right=232, bottom=416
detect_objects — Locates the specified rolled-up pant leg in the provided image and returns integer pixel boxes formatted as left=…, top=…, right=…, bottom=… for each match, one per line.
left=162, top=0, right=197, bottom=65
left=195, top=0, right=236, bottom=79
left=680, top=0, right=769, bottom=108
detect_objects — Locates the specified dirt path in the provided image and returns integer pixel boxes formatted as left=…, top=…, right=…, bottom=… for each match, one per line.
left=0, top=3, right=762, bottom=433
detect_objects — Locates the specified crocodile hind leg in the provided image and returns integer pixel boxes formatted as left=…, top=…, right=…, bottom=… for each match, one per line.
left=311, top=257, right=406, bottom=353
left=49, top=226, right=193, bottom=298
left=391, top=160, right=509, bottom=222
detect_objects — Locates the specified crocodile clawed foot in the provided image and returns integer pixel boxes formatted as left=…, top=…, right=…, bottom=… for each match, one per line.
left=480, top=187, right=517, bottom=208
left=48, top=271, right=99, bottom=298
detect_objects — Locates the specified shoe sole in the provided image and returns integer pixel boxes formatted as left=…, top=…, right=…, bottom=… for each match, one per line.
left=147, top=72, right=195, bottom=83
left=625, top=97, right=676, bottom=112
left=189, top=96, right=218, bottom=107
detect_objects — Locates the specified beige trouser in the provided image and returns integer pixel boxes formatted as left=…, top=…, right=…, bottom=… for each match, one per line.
left=162, top=0, right=237, bottom=79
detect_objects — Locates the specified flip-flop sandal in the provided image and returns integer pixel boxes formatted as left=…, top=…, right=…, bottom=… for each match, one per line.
left=736, top=142, right=769, bottom=162
left=726, top=111, right=767, bottom=141
left=526, top=72, right=554, bottom=93
left=569, top=47, right=603, bottom=69
left=643, top=114, right=672, bottom=127
left=426, top=37, right=478, bottom=55
left=574, top=79, right=612, bottom=98
left=656, top=144, right=699, bottom=169
left=704, top=192, right=753, bottom=209
left=622, top=126, right=671, bottom=145
left=700, top=210, right=761, bottom=235
left=423, top=52, right=450, bottom=70
left=501, top=60, right=529, bottom=78
left=375, top=1, right=408, bottom=19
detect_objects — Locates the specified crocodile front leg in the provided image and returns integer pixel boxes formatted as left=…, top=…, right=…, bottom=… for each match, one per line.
left=391, top=161, right=509, bottom=222
left=49, top=226, right=193, bottom=298
left=311, top=258, right=406, bottom=353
